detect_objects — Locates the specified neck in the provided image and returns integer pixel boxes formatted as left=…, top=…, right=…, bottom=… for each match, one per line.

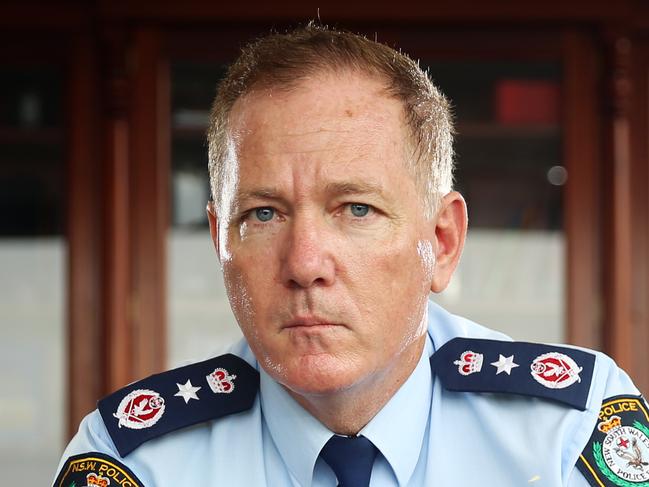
left=287, top=336, right=426, bottom=435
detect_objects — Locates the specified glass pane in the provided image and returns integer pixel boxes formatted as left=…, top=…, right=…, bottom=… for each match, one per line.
left=168, top=62, right=241, bottom=368
left=427, top=60, right=565, bottom=342
left=0, top=66, right=66, bottom=484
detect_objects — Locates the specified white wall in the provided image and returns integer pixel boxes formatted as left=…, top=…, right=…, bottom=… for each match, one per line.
left=0, top=238, right=65, bottom=485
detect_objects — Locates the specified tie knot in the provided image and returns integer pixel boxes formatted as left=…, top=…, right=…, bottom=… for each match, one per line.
left=319, top=435, right=378, bottom=487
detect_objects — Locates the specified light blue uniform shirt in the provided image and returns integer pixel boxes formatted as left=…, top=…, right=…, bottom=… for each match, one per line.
left=260, top=332, right=433, bottom=486
left=54, top=300, right=640, bottom=486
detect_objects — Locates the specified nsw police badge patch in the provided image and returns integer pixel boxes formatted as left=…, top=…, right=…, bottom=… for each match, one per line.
left=52, top=452, right=144, bottom=487
left=578, top=395, right=649, bottom=486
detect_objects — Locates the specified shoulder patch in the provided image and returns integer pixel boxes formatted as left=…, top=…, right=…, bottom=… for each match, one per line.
left=578, top=395, right=649, bottom=486
left=98, top=353, right=259, bottom=457
left=53, top=451, right=144, bottom=487
left=429, top=337, right=595, bottom=409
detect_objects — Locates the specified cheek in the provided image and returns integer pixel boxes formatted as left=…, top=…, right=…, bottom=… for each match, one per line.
left=370, top=237, right=429, bottom=293
left=223, top=253, right=292, bottom=379
left=417, top=239, right=436, bottom=282
left=224, top=228, right=278, bottom=296
left=362, top=237, right=430, bottom=336
left=222, top=240, right=279, bottom=335
left=222, top=264, right=255, bottom=327
left=222, top=262, right=274, bottom=365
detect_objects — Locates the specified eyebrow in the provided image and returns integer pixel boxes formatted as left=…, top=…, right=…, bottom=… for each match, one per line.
left=234, top=181, right=388, bottom=209
left=323, top=181, right=387, bottom=198
left=233, top=188, right=288, bottom=209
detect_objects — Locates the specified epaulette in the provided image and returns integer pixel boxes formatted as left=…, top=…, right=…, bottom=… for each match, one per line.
left=430, top=337, right=596, bottom=410
left=98, top=353, right=259, bottom=457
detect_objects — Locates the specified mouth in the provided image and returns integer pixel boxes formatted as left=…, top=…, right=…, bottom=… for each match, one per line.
left=283, top=316, right=342, bottom=330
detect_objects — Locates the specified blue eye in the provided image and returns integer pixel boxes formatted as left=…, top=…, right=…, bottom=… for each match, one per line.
left=349, top=204, right=370, bottom=217
left=254, top=207, right=275, bottom=222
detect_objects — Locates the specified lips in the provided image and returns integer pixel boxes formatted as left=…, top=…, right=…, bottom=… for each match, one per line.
left=283, top=316, right=340, bottom=329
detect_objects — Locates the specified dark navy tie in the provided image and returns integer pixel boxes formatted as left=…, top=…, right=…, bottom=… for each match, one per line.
left=319, top=435, right=378, bottom=487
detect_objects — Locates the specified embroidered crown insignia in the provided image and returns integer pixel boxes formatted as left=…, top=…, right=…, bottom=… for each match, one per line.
left=207, top=368, right=237, bottom=394
left=87, top=472, right=111, bottom=487
left=598, top=415, right=622, bottom=433
left=453, top=350, right=484, bottom=376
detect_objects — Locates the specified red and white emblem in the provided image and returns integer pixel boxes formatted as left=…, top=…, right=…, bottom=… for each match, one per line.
left=207, top=368, right=237, bottom=394
left=453, top=350, right=484, bottom=376
left=113, top=389, right=165, bottom=429
left=530, top=352, right=582, bottom=389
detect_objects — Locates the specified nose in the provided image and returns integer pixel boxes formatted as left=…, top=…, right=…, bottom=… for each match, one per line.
left=280, top=215, right=336, bottom=289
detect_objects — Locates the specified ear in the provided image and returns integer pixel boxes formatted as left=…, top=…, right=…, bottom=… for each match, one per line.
left=206, top=201, right=221, bottom=262
left=430, top=191, right=467, bottom=293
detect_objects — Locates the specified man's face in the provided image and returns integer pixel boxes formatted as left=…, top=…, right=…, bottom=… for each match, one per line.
left=213, top=71, right=437, bottom=398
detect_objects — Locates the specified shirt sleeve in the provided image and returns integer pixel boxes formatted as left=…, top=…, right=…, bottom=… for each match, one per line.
left=51, top=410, right=150, bottom=486
left=567, top=467, right=594, bottom=487
left=566, top=353, right=643, bottom=487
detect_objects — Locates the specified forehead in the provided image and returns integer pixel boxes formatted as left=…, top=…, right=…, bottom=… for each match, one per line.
left=228, top=71, right=409, bottom=163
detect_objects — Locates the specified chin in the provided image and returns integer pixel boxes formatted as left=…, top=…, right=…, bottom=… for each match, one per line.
left=269, top=353, right=365, bottom=397
left=282, top=377, right=359, bottom=398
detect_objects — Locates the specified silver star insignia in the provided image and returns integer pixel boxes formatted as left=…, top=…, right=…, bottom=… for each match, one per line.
left=174, top=379, right=201, bottom=403
left=490, top=354, right=520, bottom=375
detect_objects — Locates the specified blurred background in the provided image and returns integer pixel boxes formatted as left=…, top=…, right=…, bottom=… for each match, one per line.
left=1, top=0, right=648, bottom=484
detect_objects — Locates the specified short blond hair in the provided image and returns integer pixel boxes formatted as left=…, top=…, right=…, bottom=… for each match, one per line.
left=207, top=24, right=454, bottom=217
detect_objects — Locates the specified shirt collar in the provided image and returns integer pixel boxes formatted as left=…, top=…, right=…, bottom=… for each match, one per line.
left=359, top=335, right=433, bottom=486
left=260, top=368, right=332, bottom=487
left=260, top=335, right=433, bottom=487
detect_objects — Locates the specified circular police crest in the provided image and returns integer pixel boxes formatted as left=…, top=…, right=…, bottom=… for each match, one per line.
left=530, top=352, right=582, bottom=389
left=599, top=417, right=649, bottom=483
left=578, top=396, right=649, bottom=487
left=113, top=388, right=165, bottom=429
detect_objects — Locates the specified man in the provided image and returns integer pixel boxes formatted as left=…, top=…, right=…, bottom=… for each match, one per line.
left=54, top=25, right=647, bottom=487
